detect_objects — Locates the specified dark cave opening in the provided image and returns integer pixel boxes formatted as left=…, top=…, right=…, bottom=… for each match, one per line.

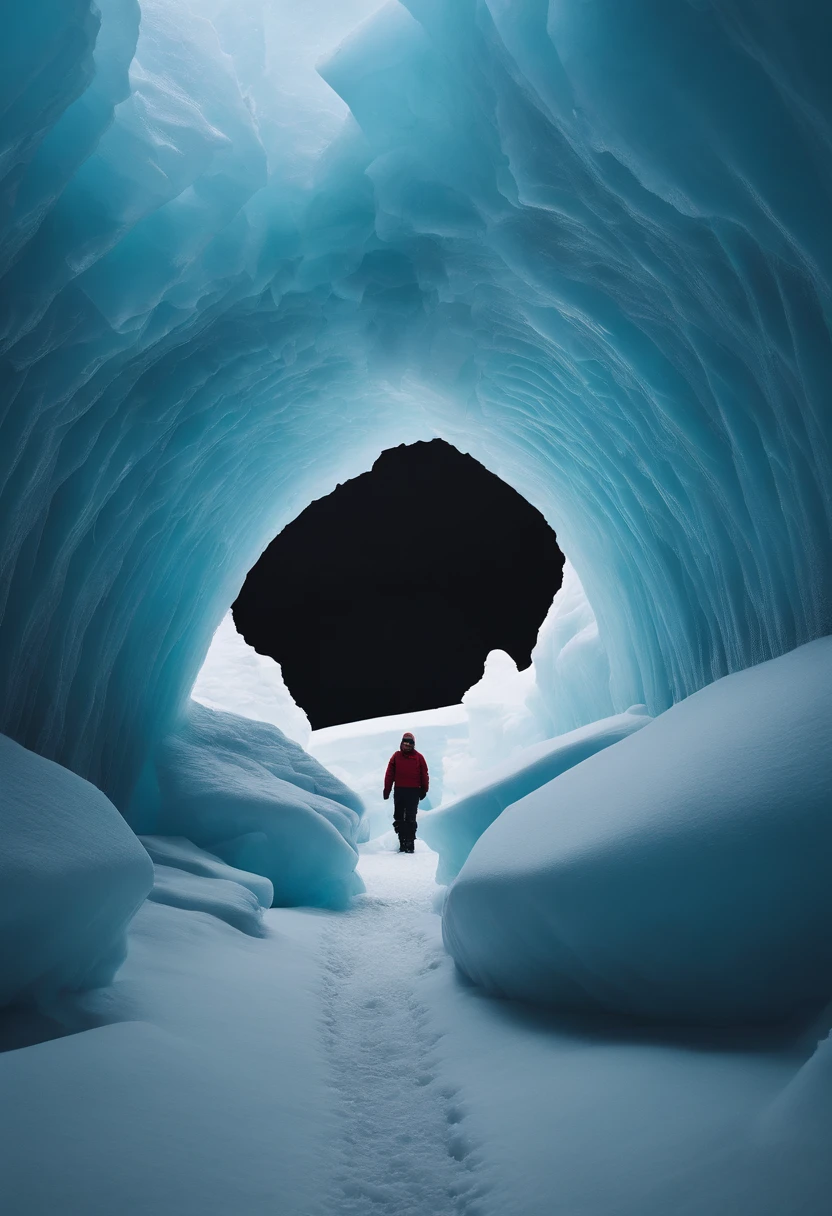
left=233, top=439, right=564, bottom=728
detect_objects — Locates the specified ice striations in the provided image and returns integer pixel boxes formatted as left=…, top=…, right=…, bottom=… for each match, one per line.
left=0, top=0, right=830, bottom=817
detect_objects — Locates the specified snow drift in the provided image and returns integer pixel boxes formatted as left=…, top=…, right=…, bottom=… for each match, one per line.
left=142, top=837, right=275, bottom=935
left=0, top=733, right=152, bottom=1007
left=443, top=637, right=832, bottom=1024
left=152, top=702, right=364, bottom=908
left=420, top=708, right=651, bottom=884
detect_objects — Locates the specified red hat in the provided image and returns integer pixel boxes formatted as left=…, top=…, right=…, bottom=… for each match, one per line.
left=401, top=732, right=415, bottom=743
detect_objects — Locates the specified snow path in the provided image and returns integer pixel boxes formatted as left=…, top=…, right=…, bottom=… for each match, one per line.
left=316, top=844, right=486, bottom=1216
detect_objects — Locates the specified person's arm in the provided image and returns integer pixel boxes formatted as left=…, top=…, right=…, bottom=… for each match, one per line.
left=419, top=754, right=429, bottom=799
left=383, top=754, right=396, bottom=799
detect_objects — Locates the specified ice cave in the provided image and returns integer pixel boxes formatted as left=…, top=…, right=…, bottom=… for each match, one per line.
left=1, top=2, right=831, bottom=1214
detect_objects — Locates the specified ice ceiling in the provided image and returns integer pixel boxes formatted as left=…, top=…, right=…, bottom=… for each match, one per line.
left=1, top=0, right=830, bottom=808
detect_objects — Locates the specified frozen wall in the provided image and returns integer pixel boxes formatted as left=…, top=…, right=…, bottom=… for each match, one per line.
left=192, top=612, right=312, bottom=747
left=1, top=1, right=831, bottom=810
left=525, top=561, right=615, bottom=738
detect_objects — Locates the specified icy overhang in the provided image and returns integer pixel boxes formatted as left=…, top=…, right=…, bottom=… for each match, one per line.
left=0, top=0, right=830, bottom=806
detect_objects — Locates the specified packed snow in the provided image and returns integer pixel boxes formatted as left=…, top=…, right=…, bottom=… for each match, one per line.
left=420, top=707, right=652, bottom=884
left=3, top=836, right=830, bottom=1216
left=149, top=701, right=365, bottom=908
left=443, top=637, right=832, bottom=1024
left=0, top=867, right=331, bottom=1216
left=0, top=733, right=152, bottom=1006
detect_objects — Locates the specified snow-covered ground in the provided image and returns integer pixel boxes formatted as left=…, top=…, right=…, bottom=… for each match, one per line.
left=2, top=839, right=826, bottom=1216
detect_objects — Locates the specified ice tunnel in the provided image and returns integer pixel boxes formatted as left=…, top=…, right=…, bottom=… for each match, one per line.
left=3, top=3, right=832, bottom=1213
left=2, top=0, right=830, bottom=817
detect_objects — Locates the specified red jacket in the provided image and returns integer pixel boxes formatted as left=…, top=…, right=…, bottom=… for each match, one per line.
left=384, top=748, right=429, bottom=797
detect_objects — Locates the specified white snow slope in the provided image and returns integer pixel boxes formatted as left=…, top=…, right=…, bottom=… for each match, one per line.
left=444, top=636, right=832, bottom=1025
left=2, top=843, right=829, bottom=1216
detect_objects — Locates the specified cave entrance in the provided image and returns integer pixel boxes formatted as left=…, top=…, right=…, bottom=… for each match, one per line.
left=231, top=439, right=564, bottom=729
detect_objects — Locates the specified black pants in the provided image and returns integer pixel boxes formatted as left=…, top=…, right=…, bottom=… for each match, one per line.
left=393, top=788, right=420, bottom=843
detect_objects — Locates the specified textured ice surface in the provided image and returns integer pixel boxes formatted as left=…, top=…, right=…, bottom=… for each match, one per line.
left=1, top=1, right=830, bottom=815
left=0, top=732, right=152, bottom=1007
left=443, top=637, right=832, bottom=1024
left=525, top=561, right=614, bottom=737
left=420, top=709, right=651, bottom=884
left=151, top=702, right=365, bottom=907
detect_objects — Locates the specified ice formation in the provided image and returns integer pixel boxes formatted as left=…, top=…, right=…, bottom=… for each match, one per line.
left=525, top=560, right=614, bottom=738
left=192, top=612, right=312, bottom=747
left=2, top=0, right=830, bottom=826
left=149, top=702, right=365, bottom=908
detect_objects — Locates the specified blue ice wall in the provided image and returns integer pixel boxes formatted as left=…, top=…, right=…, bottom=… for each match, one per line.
left=0, top=0, right=830, bottom=806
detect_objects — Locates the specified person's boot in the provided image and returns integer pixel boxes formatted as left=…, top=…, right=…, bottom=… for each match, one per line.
left=406, top=837, right=415, bottom=853
left=397, top=833, right=406, bottom=853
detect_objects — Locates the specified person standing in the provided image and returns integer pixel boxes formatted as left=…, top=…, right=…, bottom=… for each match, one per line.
left=383, top=731, right=429, bottom=853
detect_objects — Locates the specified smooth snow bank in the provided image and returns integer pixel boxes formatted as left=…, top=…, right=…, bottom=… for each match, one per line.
left=148, top=866, right=268, bottom=937
left=140, top=835, right=274, bottom=906
left=142, top=836, right=274, bottom=936
left=444, top=637, right=832, bottom=1024
left=192, top=612, right=312, bottom=746
left=0, top=733, right=152, bottom=1007
left=421, top=708, right=651, bottom=884
left=154, top=702, right=365, bottom=908
left=0, top=882, right=332, bottom=1216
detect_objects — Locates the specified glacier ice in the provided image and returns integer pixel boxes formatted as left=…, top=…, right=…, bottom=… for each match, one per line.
left=1, top=0, right=830, bottom=820
left=525, top=561, right=615, bottom=738
left=147, top=863, right=269, bottom=936
left=192, top=612, right=312, bottom=747
left=443, top=637, right=832, bottom=1024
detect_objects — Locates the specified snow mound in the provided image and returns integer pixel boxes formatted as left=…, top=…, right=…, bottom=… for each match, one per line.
left=732, top=1032, right=832, bottom=1216
left=140, top=835, right=274, bottom=907
left=155, top=703, right=365, bottom=908
left=0, top=1019, right=318, bottom=1215
left=0, top=733, right=152, bottom=1007
left=148, top=865, right=267, bottom=937
left=421, top=709, right=652, bottom=884
left=443, top=638, right=832, bottom=1024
